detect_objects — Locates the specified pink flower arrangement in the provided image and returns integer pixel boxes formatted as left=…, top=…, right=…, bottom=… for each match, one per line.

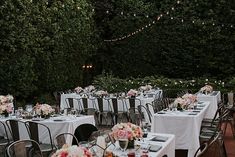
left=182, top=93, right=197, bottom=104
left=84, top=85, right=95, bottom=93
left=200, top=85, right=213, bottom=94
left=94, top=90, right=108, bottom=97
left=74, top=86, right=83, bottom=94
left=127, top=89, right=138, bottom=97
left=34, top=103, right=54, bottom=116
left=0, top=95, right=14, bottom=114
left=111, top=122, right=143, bottom=141
left=52, top=144, right=92, bottom=157
left=174, top=93, right=197, bottom=109
left=139, top=85, right=152, bottom=91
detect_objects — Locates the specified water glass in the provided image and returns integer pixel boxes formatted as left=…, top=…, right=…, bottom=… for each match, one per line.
left=25, top=104, right=33, bottom=113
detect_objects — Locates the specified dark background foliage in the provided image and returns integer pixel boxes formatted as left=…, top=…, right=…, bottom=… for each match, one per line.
left=93, top=0, right=235, bottom=78
left=0, top=0, right=234, bottom=104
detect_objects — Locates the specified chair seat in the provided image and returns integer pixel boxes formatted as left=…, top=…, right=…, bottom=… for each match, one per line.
left=0, top=138, right=9, bottom=145
left=39, top=143, right=54, bottom=152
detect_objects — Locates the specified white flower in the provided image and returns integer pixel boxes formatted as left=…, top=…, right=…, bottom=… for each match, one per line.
left=74, top=86, right=83, bottom=93
left=200, top=85, right=213, bottom=93
left=94, top=90, right=108, bottom=97
left=127, top=89, right=138, bottom=97
left=34, top=103, right=54, bottom=116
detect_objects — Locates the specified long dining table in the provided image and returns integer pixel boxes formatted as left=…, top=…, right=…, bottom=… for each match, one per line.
left=0, top=115, right=95, bottom=144
left=151, top=101, right=210, bottom=157
left=107, top=133, right=175, bottom=157
left=196, top=91, right=221, bottom=119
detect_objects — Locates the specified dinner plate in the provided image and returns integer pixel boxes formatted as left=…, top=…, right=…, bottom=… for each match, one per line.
left=150, top=135, right=168, bottom=142
left=188, top=112, right=198, bottom=115
left=53, top=119, right=65, bottom=122
left=32, top=118, right=45, bottom=121
left=149, top=144, right=162, bottom=152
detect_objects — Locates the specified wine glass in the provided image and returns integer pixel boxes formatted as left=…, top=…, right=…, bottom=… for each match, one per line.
left=118, top=131, right=128, bottom=156
left=25, top=104, right=33, bottom=113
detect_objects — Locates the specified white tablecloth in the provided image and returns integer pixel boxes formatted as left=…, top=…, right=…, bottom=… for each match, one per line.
left=0, top=115, right=95, bottom=144
left=197, top=91, right=221, bottom=119
left=108, top=133, right=175, bottom=157
left=151, top=101, right=210, bottom=157
left=60, top=94, right=155, bottom=124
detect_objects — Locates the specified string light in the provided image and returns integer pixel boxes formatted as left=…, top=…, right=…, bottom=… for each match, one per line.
left=104, top=0, right=233, bottom=42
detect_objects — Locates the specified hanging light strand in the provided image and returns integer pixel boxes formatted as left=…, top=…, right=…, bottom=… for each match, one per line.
left=104, top=0, right=234, bottom=42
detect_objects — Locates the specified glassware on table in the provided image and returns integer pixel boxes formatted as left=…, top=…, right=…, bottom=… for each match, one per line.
left=17, top=107, right=24, bottom=117
left=118, top=131, right=129, bottom=156
left=25, top=104, right=33, bottom=113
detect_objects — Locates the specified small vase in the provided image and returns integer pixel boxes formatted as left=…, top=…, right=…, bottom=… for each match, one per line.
left=177, top=104, right=183, bottom=111
left=4, top=113, right=9, bottom=118
left=41, top=115, right=50, bottom=119
left=127, top=140, right=135, bottom=149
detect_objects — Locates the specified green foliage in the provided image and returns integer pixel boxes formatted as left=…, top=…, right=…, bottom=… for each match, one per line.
left=93, top=0, right=235, bottom=79
left=0, top=0, right=98, bottom=102
left=93, top=73, right=235, bottom=97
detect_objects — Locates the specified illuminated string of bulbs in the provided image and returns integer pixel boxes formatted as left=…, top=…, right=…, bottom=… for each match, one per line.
left=103, top=1, right=234, bottom=42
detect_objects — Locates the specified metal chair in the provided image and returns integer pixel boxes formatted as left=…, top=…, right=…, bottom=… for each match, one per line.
left=25, top=121, right=55, bottom=156
left=73, top=123, right=98, bottom=142
left=193, top=142, right=208, bottom=157
left=7, top=139, right=43, bottom=157
left=111, top=98, right=129, bottom=124
left=54, top=133, right=79, bottom=149
left=203, top=132, right=227, bottom=157
left=0, top=121, right=10, bottom=156
left=6, top=119, right=30, bottom=142
left=96, top=97, right=113, bottom=125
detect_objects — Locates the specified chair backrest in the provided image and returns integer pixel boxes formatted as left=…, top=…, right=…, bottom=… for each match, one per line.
left=127, top=98, right=141, bottom=109
left=54, top=133, right=79, bottom=149
left=205, top=132, right=227, bottom=157
left=6, top=119, right=29, bottom=141
left=65, top=98, right=75, bottom=109
left=82, top=98, right=88, bottom=109
left=138, top=104, right=152, bottom=124
left=73, top=123, right=98, bottom=142
left=97, top=98, right=103, bottom=112
left=194, top=142, right=208, bottom=157
left=7, top=139, right=43, bottom=157
left=25, top=121, right=54, bottom=151
left=0, top=121, right=10, bottom=146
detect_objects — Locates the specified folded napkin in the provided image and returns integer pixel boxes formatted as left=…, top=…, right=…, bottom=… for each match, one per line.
left=157, top=112, right=166, bottom=114
left=188, top=112, right=198, bottom=115
left=211, top=91, right=218, bottom=96
left=149, top=144, right=162, bottom=152
left=150, top=135, right=168, bottom=142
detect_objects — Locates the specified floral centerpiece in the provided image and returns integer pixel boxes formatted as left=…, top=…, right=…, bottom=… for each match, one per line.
left=127, top=89, right=138, bottom=98
left=34, top=103, right=54, bottom=118
left=111, top=122, right=143, bottom=148
left=174, top=93, right=197, bottom=110
left=0, top=95, right=14, bottom=117
left=83, top=85, right=95, bottom=93
left=94, top=90, right=108, bottom=97
left=74, top=86, right=83, bottom=94
left=138, top=85, right=152, bottom=92
left=200, top=85, right=213, bottom=94
left=52, top=144, right=92, bottom=157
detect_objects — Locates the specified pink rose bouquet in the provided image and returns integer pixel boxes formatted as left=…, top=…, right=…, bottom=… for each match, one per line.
left=111, top=122, right=143, bottom=141
left=127, top=89, right=138, bottom=97
left=34, top=103, right=54, bottom=116
left=0, top=95, right=14, bottom=115
left=74, top=86, right=83, bottom=94
left=52, top=144, right=92, bottom=157
left=200, top=85, right=213, bottom=94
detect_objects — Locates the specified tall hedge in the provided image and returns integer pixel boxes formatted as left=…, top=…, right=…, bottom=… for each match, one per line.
left=93, top=0, right=235, bottom=79
left=0, top=0, right=98, bottom=100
